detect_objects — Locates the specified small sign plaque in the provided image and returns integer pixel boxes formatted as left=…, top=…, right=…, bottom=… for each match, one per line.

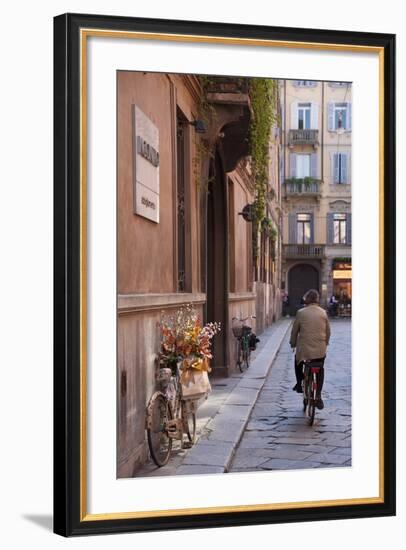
left=133, top=106, right=160, bottom=222
left=333, top=269, right=352, bottom=279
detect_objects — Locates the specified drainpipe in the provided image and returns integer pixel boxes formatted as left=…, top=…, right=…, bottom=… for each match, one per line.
left=321, top=81, right=324, bottom=181
left=284, top=79, right=287, bottom=183
left=282, top=79, right=287, bottom=296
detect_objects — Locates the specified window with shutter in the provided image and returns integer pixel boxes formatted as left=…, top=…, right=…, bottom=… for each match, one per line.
left=331, top=153, right=349, bottom=184
left=341, top=153, right=349, bottom=183
left=296, top=154, right=311, bottom=178
left=333, top=213, right=347, bottom=244
left=280, top=153, right=285, bottom=183
left=347, top=102, right=352, bottom=131
left=297, top=103, right=311, bottom=129
left=327, top=213, right=334, bottom=244
left=289, top=213, right=297, bottom=243
left=310, top=102, right=318, bottom=129
left=334, top=103, right=347, bottom=130
left=310, top=154, right=318, bottom=178
left=310, top=213, right=315, bottom=244
left=333, top=153, right=340, bottom=183
left=291, top=101, right=298, bottom=129
left=297, top=213, right=312, bottom=244
left=289, top=153, right=297, bottom=178
left=347, top=213, right=352, bottom=244
left=332, top=103, right=351, bottom=131
left=327, top=103, right=334, bottom=131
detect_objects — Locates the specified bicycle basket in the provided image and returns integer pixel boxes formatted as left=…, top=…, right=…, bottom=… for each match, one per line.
left=232, top=323, right=243, bottom=338
left=232, top=321, right=252, bottom=338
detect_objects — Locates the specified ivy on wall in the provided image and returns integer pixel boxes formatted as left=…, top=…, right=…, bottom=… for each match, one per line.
left=248, top=78, right=278, bottom=224
left=261, top=216, right=278, bottom=241
left=193, top=75, right=278, bottom=213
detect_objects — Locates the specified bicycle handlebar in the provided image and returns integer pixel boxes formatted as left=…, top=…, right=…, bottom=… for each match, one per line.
left=232, top=315, right=256, bottom=322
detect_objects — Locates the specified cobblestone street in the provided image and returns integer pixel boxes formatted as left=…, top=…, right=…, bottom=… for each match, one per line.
left=228, top=318, right=352, bottom=472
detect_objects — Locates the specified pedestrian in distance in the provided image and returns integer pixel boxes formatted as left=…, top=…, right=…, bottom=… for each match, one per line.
left=328, top=294, right=338, bottom=317
left=290, top=289, right=331, bottom=410
left=282, top=293, right=290, bottom=317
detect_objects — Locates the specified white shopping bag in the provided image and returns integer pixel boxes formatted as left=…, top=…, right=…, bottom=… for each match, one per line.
left=181, top=370, right=211, bottom=401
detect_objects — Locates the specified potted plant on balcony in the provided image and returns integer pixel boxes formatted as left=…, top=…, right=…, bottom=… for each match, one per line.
left=302, top=176, right=313, bottom=190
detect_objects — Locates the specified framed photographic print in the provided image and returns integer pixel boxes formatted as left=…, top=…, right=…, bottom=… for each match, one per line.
left=53, top=12, right=396, bottom=537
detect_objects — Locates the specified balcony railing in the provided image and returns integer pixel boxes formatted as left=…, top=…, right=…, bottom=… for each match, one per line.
left=283, top=244, right=325, bottom=259
left=289, top=129, right=319, bottom=147
left=284, top=180, right=321, bottom=196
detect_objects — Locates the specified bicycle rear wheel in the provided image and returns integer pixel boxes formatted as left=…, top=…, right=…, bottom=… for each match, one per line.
left=146, top=392, right=172, bottom=467
left=302, top=369, right=310, bottom=412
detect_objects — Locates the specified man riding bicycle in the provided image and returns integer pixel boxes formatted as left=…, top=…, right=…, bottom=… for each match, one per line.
left=290, top=289, right=331, bottom=410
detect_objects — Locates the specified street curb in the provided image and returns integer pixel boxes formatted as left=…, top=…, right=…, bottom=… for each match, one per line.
left=178, top=319, right=292, bottom=474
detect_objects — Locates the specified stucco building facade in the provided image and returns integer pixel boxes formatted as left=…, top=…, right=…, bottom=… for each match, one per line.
left=280, top=79, right=352, bottom=315
left=117, top=73, right=283, bottom=477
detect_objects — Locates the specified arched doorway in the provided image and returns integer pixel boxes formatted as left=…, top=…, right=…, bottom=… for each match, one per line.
left=288, top=264, right=319, bottom=316
left=206, top=149, right=229, bottom=376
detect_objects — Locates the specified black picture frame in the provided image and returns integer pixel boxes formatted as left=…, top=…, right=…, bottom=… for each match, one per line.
left=54, top=12, right=396, bottom=537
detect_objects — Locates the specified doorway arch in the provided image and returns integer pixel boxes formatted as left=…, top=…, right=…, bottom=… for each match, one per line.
left=288, top=264, right=319, bottom=316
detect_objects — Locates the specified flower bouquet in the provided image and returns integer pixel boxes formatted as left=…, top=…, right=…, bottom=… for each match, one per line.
left=158, top=304, right=221, bottom=400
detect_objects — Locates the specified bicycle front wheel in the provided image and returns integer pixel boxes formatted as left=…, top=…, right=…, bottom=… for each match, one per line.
left=146, top=392, right=173, bottom=467
left=308, top=400, right=316, bottom=425
left=242, top=345, right=250, bottom=370
left=308, top=374, right=317, bottom=426
left=236, top=339, right=243, bottom=372
left=182, top=400, right=196, bottom=444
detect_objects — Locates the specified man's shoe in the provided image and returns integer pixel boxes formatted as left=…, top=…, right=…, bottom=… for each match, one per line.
left=292, top=383, right=303, bottom=393
left=316, top=398, right=324, bottom=410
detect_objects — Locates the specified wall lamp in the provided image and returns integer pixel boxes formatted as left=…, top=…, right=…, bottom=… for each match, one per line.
left=238, top=203, right=254, bottom=222
left=184, top=119, right=207, bottom=133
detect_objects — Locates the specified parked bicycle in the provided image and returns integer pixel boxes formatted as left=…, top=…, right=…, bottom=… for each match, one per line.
left=231, top=315, right=258, bottom=372
left=146, top=363, right=197, bottom=467
left=302, top=359, right=324, bottom=426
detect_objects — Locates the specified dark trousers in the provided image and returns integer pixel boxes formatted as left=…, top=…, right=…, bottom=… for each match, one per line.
left=295, top=357, right=325, bottom=395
